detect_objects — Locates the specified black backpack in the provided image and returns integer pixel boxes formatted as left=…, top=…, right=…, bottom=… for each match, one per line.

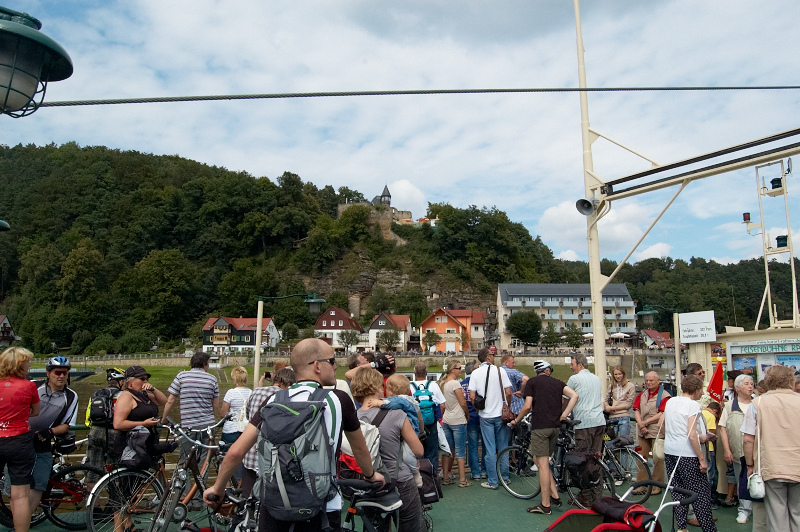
left=563, top=449, right=601, bottom=490
left=89, top=387, right=117, bottom=427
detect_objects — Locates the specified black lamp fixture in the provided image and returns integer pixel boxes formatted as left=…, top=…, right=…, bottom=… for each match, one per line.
left=0, top=5, right=72, bottom=118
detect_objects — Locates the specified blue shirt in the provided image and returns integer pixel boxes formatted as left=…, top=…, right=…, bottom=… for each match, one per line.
left=502, top=367, right=525, bottom=414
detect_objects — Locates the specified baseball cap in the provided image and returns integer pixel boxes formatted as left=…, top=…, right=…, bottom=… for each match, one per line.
left=124, top=365, right=151, bottom=379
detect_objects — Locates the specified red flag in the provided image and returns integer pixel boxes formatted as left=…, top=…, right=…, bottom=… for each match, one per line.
left=707, top=361, right=724, bottom=402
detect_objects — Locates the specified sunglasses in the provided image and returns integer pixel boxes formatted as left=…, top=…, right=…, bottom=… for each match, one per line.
left=454, top=366, right=462, bottom=370
left=136, top=376, right=149, bottom=381
left=52, top=369, right=69, bottom=376
left=309, top=357, right=336, bottom=366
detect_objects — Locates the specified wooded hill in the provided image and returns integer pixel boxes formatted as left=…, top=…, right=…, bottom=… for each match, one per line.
left=0, top=143, right=796, bottom=354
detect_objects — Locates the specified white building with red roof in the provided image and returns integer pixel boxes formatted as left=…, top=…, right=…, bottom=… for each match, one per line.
left=201, top=316, right=280, bottom=355
left=367, top=313, right=412, bottom=351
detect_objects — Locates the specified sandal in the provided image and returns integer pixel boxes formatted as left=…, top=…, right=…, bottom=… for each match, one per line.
left=458, top=480, right=472, bottom=488
left=442, top=478, right=453, bottom=485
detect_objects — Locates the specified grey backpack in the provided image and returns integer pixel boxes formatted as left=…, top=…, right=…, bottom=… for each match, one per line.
left=256, top=387, right=338, bottom=524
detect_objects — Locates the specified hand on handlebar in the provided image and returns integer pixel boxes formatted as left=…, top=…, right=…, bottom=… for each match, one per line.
left=203, top=486, right=223, bottom=507
left=371, top=471, right=386, bottom=488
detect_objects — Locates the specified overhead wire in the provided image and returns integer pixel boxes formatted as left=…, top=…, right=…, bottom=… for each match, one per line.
left=40, top=85, right=800, bottom=108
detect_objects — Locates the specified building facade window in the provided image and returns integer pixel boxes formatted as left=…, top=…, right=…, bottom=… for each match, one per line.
left=338, top=320, right=343, bottom=326
left=322, top=320, right=326, bottom=326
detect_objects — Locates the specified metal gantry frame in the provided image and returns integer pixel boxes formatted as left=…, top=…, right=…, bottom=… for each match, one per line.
left=572, top=0, right=800, bottom=397
left=745, top=160, right=800, bottom=329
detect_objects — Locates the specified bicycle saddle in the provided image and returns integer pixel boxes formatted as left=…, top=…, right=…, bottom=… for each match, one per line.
left=561, top=419, right=581, bottom=428
left=354, top=490, right=403, bottom=512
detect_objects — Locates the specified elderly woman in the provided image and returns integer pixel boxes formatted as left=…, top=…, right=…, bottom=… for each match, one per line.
left=351, top=367, right=424, bottom=532
left=663, top=375, right=717, bottom=532
left=438, top=359, right=470, bottom=487
left=0, top=347, right=40, bottom=532
left=742, top=365, right=800, bottom=532
left=718, top=373, right=754, bottom=524
left=604, top=365, right=636, bottom=439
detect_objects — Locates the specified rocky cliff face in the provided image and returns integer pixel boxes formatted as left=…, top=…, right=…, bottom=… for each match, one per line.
left=300, top=251, right=496, bottom=319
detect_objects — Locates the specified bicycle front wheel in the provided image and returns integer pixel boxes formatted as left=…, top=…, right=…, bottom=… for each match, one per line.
left=45, top=464, right=105, bottom=530
left=564, top=459, right=616, bottom=509
left=88, top=469, right=164, bottom=532
left=607, top=447, right=651, bottom=504
left=497, top=446, right=541, bottom=499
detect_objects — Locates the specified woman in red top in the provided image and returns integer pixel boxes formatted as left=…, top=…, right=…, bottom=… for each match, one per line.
left=0, top=347, right=41, bottom=532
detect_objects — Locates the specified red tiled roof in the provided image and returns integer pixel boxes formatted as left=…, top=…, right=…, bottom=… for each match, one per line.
left=371, top=314, right=411, bottom=329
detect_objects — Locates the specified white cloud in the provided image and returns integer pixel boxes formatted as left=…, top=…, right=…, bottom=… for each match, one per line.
left=633, top=243, right=673, bottom=262
left=387, top=179, right=427, bottom=220
left=557, top=249, right=580, bottom=261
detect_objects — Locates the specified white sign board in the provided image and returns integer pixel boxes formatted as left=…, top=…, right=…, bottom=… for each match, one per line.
left=678, top=311, right=716, bottom=344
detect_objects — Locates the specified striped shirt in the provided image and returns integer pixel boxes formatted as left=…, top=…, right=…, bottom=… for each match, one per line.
left=167, top=368, right=219, bottom=427
left=567, top=368, right=605, bottom=429
left=242, top=385, right=280, bottom=472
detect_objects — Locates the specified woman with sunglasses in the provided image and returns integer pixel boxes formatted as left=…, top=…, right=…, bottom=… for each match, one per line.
left=438, top=359, right=471, bottom=487
left=110, top=366, right=167, bottom=532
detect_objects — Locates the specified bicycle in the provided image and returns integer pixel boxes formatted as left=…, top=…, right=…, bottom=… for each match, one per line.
left=200, top=486, right=258, bottom=532
left=498, top=418, right=616, bottom=509
left=0, top=437, right=103, bottom=530
left=339, top=478, right=403, bottom=532
left=601, top=417, right=652, bottom=504
left=86, top=416, right=229, bottom=532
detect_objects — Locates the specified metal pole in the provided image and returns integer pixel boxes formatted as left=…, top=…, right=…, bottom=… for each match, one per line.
left=254, top=299, right=264, bottom=388
left=573, top=0, right=608, bottom=397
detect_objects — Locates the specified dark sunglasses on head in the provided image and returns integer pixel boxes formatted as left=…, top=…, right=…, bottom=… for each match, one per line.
left=53, top=369, right=69, bottom=376
left=309, top=357, right=336, bottom=366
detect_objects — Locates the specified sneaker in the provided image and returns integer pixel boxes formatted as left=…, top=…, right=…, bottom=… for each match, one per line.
left=480, top=482, right=498, bottom=490
left=527, top=504, right=552, bottom=515
left=721, top=496, right=737, bottom=507
left=481, top=473, right=488, bottom=479
left=736, top=512, right=749, bottom=524
left=530, top=464, right=539, bottom=472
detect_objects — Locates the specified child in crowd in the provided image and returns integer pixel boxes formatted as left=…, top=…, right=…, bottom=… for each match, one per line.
left=363, top=373, right=424, bottom=486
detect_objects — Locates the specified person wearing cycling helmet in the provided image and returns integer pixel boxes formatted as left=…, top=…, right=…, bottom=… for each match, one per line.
left=85, top=368, right=127, bottom=483
left=28, top=356, right=78, bottom=512
left=510, top=360, right=578, bottom=515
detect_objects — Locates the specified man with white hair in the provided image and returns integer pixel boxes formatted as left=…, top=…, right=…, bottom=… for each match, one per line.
left=718, top=373, right=755, bottom=524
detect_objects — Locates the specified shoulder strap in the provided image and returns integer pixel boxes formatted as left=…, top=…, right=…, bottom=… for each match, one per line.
left=498, top=366, right=509, bottom=406
left=483, top=364, right=492, bottom=395
left=371, top=408, right=390, bottom=427
left=656, top=385, right=664, bottom=408
left=424, top=381, right=431, bottom=392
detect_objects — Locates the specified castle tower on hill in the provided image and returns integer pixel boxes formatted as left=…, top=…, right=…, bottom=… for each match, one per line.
left=371, top=184, right=391, bottom=206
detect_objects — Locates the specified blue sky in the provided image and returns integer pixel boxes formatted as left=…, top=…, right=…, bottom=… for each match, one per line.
left=3, top=0, right=799, bottom=265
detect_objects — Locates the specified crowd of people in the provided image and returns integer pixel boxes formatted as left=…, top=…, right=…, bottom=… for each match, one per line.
left=2, top=342, right=799, bottom=532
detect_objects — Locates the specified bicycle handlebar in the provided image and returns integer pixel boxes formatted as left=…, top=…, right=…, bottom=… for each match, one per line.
left=630, top=480, right=697, bottom=506
left=162, top=416, right=232, bottom=451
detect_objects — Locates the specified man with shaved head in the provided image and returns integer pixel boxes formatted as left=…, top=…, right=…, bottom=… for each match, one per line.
left=204, top=338, right=384, bottom=531
left=633, top=371, right=671, bottom=491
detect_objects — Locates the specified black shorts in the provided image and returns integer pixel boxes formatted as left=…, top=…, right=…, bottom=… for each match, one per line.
left=0, top=432, right=36, bottom=485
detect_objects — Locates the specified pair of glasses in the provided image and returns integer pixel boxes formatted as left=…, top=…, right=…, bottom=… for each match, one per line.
left=308, top=357, right=336, bottom=366
left=52, top=369, right=69, bottom=376
left=136, top=377, right=149, bottom=381
left=454, top=366, right=462, bottom=370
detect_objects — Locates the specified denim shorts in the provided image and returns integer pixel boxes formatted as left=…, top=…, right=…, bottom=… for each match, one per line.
left=442, top=423, right=467, bottom=459
left=32, top=451, right=52, bottom=492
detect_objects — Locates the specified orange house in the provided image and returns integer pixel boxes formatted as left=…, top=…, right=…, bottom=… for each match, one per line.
left=418, top=308, right=486, bottom=352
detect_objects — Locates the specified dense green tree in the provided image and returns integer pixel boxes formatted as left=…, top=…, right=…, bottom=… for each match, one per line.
left=564, top=323, right=584, bottom=349
left=376, top=328, right=401, bottom=352
left=421, top=330, right=442, bottom=352
left=505, top=311, right=542, bottom=353
left=540, top=323, right=561, bottom=350
left=339, top=329, right=361, bottom=352
left=281, top=322, right=299, bottom=342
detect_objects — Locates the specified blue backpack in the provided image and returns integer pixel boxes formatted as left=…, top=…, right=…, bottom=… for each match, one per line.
left=413, top=382, right=436, bottom=426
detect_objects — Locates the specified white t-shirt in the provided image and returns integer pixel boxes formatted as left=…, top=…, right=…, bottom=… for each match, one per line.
left=468, top=362, right=512, bottom=419
left=664, top=396, right=705, bottom=458
left=409, top=379, right=446, bottom=405
left=222, top=387, right=252, bottom=434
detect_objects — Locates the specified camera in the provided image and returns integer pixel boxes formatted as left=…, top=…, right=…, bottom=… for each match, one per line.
left=373, top=354, right=396, bottom=377
left=264, top=371, right=272, bottom=379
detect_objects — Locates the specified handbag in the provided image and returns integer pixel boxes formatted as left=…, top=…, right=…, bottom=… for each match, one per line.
left=652, top=414, right=666, bottom=462
left=499, top=368, right=515, bottom=423
left=54, top=432, right=77, bottom=455
left=472, top=364, right=491, bottom=411
left=234, top=389, right=250, bottom=432
left=746, top=407, right=766, bottom=500
left=436, top=422, right=451, bottom=456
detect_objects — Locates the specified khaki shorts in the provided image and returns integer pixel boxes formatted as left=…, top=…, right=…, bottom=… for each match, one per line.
left=529, top=427, right=559, bottom=457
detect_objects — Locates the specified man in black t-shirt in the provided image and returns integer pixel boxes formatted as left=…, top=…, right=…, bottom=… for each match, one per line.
left=203, top=339, right=384, bottom=532
left=510, top=360, right=578, bottom=515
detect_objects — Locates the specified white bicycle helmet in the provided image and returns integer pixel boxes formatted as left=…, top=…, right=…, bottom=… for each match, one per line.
left=533, top=360, right=552, bottom=374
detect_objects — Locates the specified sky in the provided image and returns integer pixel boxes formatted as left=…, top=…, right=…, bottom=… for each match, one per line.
left=3, top=0, right=800, bottom=266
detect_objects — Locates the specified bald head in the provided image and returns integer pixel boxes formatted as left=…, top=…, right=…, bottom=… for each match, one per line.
left=645, top=372, right=660, bottom=391
left=291, top=339, right=333, bottom=379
